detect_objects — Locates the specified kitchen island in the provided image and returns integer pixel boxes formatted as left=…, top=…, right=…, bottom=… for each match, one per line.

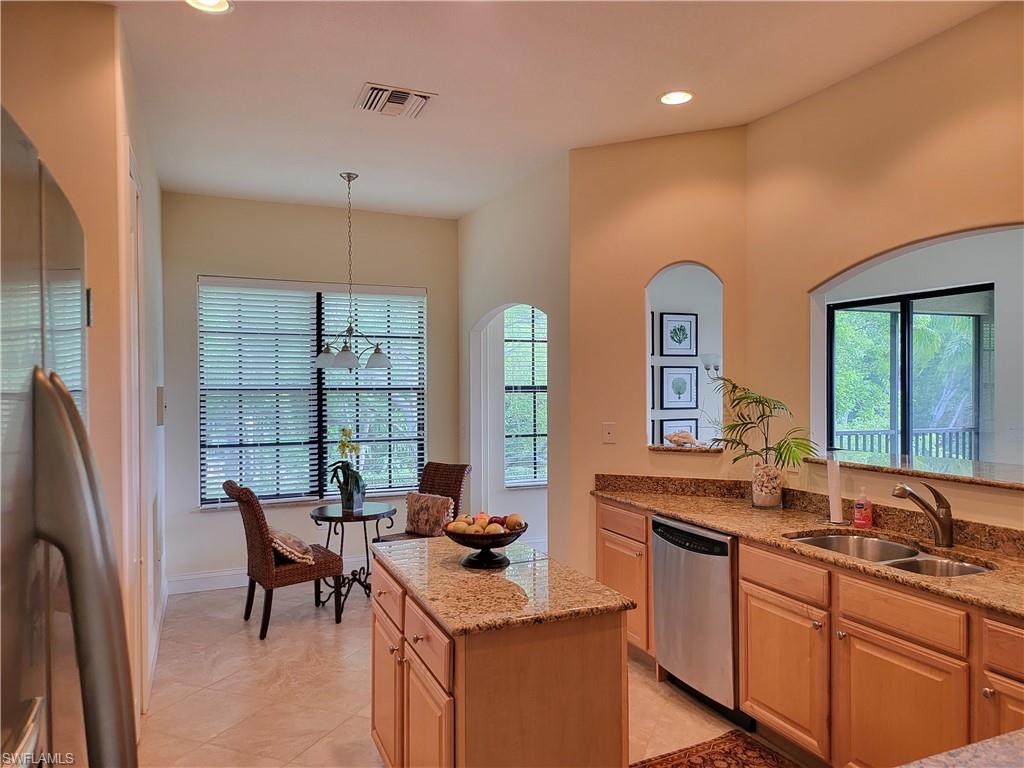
left=369, top=537, right=634, bottom=768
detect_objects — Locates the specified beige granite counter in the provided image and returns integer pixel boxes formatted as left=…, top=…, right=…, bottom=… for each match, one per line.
left=900, top=729, right=1024, bottom=767
left=593, top=490, right=1024, bottom=619
left=806, top=452, right=1024, bottom=491
left=370, top=537, right=635, bottom=636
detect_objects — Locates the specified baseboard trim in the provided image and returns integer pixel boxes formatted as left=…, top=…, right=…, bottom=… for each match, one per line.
left=168, top=567, right=249, bottom=594
left=167, top=555, right=371, bottom=595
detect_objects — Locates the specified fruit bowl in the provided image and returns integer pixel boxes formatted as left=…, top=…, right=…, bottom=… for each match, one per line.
left=444, top=523, right=528, bottom=570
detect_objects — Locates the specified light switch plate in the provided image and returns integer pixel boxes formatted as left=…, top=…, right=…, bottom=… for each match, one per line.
left=601, top=422, right=617, bottom=444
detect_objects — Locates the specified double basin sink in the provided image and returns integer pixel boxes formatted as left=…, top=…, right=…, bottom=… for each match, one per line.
left=791, top=534, right=991, bottom=576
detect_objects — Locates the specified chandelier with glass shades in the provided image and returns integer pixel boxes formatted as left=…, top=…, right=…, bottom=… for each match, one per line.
left=314, top=172, right=391, bottom=370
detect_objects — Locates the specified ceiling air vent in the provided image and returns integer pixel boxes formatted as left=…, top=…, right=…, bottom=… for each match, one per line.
left=355, top=82, right=435, bottom=119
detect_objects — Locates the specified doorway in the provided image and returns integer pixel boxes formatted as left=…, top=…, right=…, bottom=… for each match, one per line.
left=468, top=304, right=549, bottom=549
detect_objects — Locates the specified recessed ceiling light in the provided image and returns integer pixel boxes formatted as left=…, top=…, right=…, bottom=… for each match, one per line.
left=185, top=0, right=234, bottom=14
left=659, top=91, right=693, bottom=106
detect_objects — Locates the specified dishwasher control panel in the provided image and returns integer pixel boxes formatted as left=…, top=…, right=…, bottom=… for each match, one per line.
left=652, top=520, right=729, bottom=557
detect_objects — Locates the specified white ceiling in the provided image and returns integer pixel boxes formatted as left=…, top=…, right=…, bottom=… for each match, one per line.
left=120, top=1, right=991, bottom=218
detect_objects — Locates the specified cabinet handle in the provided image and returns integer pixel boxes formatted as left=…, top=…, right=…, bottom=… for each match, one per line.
left=411, top=634, right=424, bottom=644
left=634, top=551, right=643, bottom=559
left=375, top=589, right=387, bottom=597
left=982, top=687, right=995, bottom=699
left=836, top=630, right=848, bottom=640
left=811, top=620, right=823, bottom=631
left=387, top=644, right=398, bottom=655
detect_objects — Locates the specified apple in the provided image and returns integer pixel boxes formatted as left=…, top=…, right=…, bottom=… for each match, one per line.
left=465, top=524, right=484, bottom=534
left=484, top=523, right=505, bottom=535
left=505, top=514, right=525, bottom=531
left=474, top=512, right=489, bottom=527
left=447, top=521, right=469, bottom=533
left=487, top=516, right=507, bottom=526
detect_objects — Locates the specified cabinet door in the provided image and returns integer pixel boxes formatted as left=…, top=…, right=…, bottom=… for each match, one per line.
left=738, top=580, right=830, bottom=760
left=371, top=604, right=404, bottom=768
left=597, top=529, right=648, bottom=649
left=834, top=619, right=969, bottom=767
left=977, top=669, right=1024, bottom=741
left=404, top=649, right=454, bottom=768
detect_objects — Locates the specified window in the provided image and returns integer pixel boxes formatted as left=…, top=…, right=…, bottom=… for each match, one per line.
left=198, top=277, right=426, bottom=505
left=828, top=284, right=993, bottom=460
left=503, top=304, right=547, bottom=486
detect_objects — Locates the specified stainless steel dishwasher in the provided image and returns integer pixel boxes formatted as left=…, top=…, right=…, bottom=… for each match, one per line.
left=652, top=515, right=741, bottom=716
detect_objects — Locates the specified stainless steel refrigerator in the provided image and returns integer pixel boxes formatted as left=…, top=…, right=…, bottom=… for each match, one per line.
left=1, top=108, right=137, bottom=766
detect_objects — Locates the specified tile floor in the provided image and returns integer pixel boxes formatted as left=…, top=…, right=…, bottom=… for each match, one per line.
left=139, top=583, right=732, bottom=767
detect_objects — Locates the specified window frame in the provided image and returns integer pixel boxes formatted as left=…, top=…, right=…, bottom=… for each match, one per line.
left=826, top=282, right=992, bottom=458
left=197, top=276, right=428, bottom=506
left=503, top=305, right=548, bottom=489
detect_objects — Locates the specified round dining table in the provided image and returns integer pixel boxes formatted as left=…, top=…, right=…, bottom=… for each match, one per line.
left=309, top=501, right=397, bottom=616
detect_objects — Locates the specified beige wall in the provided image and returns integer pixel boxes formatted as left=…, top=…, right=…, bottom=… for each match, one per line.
left=568, top=128, right=748, bottom=570
left=161, top=192, right=459, bottom=584
left=457, top=157, right=570, bottom=552
left=565, top=5, right=1023, bottom=574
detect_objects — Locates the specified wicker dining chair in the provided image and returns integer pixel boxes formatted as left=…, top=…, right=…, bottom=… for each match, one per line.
left=223, top=480, right=344, bottom=639
left=374, top=461, right=472, bottom=543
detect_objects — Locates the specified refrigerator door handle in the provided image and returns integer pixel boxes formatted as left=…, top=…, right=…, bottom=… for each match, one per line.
left=2, top=696, right=43, bottom=760
left=33, top=368, right=137, bottom=767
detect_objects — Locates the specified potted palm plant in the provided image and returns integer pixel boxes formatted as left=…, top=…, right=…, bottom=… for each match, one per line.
left=328, top=428, right=365, bottom=512
left=712, top=378, right=817, bottom=508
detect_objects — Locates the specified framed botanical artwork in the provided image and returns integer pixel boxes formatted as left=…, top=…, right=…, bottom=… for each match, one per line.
left=659, top=419, right=698, bottom=445
left=659, top=312, right=698, bottom=357
left=660, top=366, right=698, bottom=410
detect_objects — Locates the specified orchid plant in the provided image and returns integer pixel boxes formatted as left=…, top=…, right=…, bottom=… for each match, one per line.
left=328, top=427, right=365, bottom=498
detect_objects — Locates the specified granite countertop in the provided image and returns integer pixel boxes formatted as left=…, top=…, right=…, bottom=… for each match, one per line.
left=900, top=729, right=1024, bottom=767
left=805, top=452, right=1024, bottom=491
left=370, top=537, right=635, bottom=637
left=593, top=490, right=1024, bottom=619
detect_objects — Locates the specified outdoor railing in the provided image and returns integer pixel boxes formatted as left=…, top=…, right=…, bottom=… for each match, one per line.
left=834, top=427, right=979, bottom=460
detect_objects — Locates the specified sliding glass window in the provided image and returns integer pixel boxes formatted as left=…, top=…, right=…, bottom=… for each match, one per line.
left=828, top=284, right=993, bottom=461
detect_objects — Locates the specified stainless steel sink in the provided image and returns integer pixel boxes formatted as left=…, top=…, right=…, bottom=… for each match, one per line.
left=793, top=535, right=919, bottom=562
left=886, top=557, right=991, bottom=577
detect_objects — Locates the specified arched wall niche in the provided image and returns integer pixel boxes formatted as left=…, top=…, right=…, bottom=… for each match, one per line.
left=645, top=261, right=725, bottom=449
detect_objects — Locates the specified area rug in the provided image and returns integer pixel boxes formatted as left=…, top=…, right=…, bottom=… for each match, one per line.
left=631, top=729, right=799, bottom=768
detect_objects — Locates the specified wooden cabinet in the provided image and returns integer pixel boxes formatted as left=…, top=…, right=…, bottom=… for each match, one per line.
left=739, top=579, right=830, bottom=760
left=404, top=644, right=454, bottom=768
left=596, top=528, right=648, bottom=649
left=371, top=602, right=404, bottom=768
left=833, top=618, right=969, bottom=767
left=976, top=669, right=1024, bottom=740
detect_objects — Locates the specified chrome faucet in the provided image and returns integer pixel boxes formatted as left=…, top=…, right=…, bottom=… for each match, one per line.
left=891, top=482, right=955, bottom=547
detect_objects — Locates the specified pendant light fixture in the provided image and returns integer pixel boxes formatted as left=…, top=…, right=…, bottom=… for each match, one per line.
left=314, top=172, right=391, bottom=370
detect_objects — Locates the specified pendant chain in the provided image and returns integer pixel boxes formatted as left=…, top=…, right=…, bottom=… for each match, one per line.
left=346, top=177, right=354, bottom=328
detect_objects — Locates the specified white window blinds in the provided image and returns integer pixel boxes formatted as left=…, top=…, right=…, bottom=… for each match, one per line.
left=322, top=291, right=427, bottom=494
left=198, top=278, right=427, bottom=504
left=504, top=304, right=548, bottom=486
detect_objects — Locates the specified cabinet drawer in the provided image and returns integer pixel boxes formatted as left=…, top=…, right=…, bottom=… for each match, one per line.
left=837, top=574, right=967, bottom=658
left=405, top=596, right=453, bottom=692
left=372, top=559, right=405, bottom=631
left=597, top=502, right=647, bottom=544
left=983, top=619, right=1024, bottom=680
left=739, top=543, right=829, bottom=607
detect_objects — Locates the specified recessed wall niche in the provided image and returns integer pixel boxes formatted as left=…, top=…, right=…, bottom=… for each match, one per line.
left=646, top=263, right=723, bottom=449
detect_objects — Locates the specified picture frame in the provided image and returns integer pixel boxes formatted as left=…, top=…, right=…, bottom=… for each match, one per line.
left=659, top=419, right=699, bottom=445
left=659, top=312, right=698, bottom=357
left=659, top=366, right=698, bottom=409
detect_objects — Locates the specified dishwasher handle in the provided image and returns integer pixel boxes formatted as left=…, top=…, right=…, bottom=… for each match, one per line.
left=652, top=519, right=730, bottom=556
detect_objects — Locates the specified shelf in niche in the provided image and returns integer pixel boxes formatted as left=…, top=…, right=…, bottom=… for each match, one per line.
left=648, top=444, right=724, bottom=454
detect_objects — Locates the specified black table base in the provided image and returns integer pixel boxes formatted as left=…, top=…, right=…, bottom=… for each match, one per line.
left=312, top=514, right=395, bottom=616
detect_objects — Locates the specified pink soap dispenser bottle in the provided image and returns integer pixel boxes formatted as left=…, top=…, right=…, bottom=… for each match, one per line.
left=853, top=488, right=873, bottom=529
